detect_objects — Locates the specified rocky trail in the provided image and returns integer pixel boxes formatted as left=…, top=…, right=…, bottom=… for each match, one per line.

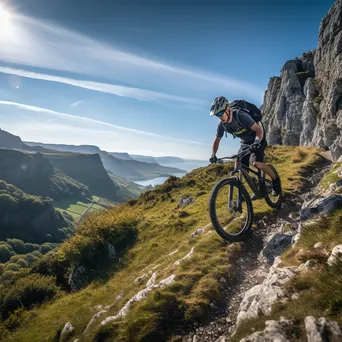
left=180, top=154, right=335, bottom=342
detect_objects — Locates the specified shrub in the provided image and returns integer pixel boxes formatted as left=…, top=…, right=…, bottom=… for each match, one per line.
left=40, top=244, right=53, bottom=255
left=31, top=252, right=70, bottom=290
left=3, top=307, right=29, bottom=331
left=31, top=250, right=43, bottom=258
left=16, top=259, right=29, bottom=269
left=0, top=244, right=14, bottom=263
left=0, top=270, right=17, bottom=283
left=0, top=273, right=59, bottom=319
left=24, top=243, right=40, bottom=253
left=60, top=209, right=139, bottom=269
left=4, top=263, right=20, bottom=272
left=6, top=239, right=25, bottom=254
left=9, top=255, right=22, bottom=264
left=22, top=253, right=40, bottom=266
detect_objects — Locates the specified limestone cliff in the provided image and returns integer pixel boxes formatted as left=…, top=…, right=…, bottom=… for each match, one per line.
left=261, top=0, right=342, bottom=160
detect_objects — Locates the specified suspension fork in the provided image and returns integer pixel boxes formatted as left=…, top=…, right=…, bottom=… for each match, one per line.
left=228, top=169, right=243, bottom=210
left=258, top=169, right=267, bottom=196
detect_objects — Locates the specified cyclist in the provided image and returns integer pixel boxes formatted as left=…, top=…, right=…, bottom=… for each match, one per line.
left=209, top=96, right=281, bottom=196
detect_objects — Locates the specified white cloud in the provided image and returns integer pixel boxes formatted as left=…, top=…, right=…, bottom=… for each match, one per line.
left=70, top=100, right=82, bottom=107
left=0, top=100, right=208, bottom=147
left=0, top=66, right=198, bottom=105
left=0, top=15, right=264, bottom=102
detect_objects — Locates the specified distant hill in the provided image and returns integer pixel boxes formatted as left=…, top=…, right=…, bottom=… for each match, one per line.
left=25, top=142, right=186, bottom=181
left=108, top=152, right=134, bottom=160
left=130, top=154, right=184, bottom=164
left=40, top=150, right=122, bottom=201
left=0, top=128, right=28, bottom=150
left=0, top=130, right=143, bottom=201
left=0, top=148, right=92, bottom=201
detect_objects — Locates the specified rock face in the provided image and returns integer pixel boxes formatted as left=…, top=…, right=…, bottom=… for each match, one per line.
left=261, top=0, right=342, bottom=160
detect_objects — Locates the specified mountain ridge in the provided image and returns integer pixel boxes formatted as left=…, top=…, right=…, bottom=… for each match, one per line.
left=25, top=141, right=187, bottom=181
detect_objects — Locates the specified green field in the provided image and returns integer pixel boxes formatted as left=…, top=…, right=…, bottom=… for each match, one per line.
left=55, top=196, right=106, bottom=221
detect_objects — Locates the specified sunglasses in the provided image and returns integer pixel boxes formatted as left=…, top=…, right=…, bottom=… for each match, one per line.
left=215, top=110, right=226, bottom=118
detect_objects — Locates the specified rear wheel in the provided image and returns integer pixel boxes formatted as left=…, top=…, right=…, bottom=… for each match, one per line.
left=263, top=164, right=283, bottom=209
left=209, top=178, right=253, bottom=242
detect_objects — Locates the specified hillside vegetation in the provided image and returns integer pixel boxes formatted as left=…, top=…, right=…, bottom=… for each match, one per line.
left=0, top=149, right=91, bottom=201
left=1, top=146, right=324, bottom=342
left=0, top=180, right=70, bottom=244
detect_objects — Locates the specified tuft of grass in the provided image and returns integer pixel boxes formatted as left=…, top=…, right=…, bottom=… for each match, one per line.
left=318, top=162, right=341, bottom=190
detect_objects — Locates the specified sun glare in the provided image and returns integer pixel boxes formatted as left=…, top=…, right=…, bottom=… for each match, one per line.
left=0, top=3, right=12, bottom=34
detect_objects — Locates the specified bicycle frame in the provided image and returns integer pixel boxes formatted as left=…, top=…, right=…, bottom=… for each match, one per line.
left=227, top=152, right=268, bottom=200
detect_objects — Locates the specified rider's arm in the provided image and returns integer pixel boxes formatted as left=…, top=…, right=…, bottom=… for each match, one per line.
left=212, top=136, right=221, bottom=155
left=250, top=123, right=263, bottom=142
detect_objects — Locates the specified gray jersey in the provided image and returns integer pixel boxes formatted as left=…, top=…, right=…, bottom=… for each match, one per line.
left=216, top=110, right=256, bottom=144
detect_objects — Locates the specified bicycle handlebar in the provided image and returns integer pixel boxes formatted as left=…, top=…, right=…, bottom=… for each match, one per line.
left=217, top=148, right=251, bottom=163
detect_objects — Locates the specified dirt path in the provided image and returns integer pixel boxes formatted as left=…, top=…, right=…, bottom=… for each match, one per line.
left=180, top=155, right=332, bottom=342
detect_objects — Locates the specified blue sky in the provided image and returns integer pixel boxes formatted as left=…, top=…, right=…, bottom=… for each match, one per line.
left=0, top=0, right=335, bottom=159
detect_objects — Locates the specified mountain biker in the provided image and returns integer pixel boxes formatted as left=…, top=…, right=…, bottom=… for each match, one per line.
left=209, top=96, right=281, bottom=196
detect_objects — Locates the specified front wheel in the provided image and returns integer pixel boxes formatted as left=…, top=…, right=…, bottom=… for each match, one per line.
left=263, top=164, right=283, bottom=209
left=209, top=178, right=253, bottom=242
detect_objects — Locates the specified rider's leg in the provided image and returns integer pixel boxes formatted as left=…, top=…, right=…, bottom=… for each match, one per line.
left=249, top=143, right=276, bottom=179
left=251, top=144, right=281, bottom=195
left=253, top=162, right=276, bottom=180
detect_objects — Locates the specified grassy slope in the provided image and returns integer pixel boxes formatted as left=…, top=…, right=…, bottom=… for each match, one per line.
left=5, top=146, right=322, bottom=342
left=54, top=196, right=108, bottom=221
left=108, top=172, right=146, bottom=199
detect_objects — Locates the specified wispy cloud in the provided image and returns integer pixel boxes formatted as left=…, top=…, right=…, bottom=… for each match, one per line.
left=20, top=113, right=38, bottom=123
left=0, top=15, right=264, bottom=101
left=70, top=100, right=82, bottom=107
left=0, top=100, right=209, bottom=146
left=0, top=66, right=199, bottom=105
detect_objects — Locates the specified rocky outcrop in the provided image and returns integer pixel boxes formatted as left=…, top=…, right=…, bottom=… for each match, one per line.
left=300, top=194, right=342, bottom=220
left=261, top=0, right=342, bottom=160
left=236, top=257, right=298, bottom=327
left=327, top=244, right=342, bottom=265
left=240, top=317, right=342, bottom=342
left=59, top=322, right=75, bottom=342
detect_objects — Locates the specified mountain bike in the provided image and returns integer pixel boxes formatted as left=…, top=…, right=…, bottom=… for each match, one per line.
left=209, top=149, right=283, bottom=242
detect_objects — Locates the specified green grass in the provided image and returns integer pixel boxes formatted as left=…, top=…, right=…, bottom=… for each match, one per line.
left=4, top=146, right=324, bottom=342
left=55, top=196, right=108, bottom=221
left=318, top=162, right=341, bottom=190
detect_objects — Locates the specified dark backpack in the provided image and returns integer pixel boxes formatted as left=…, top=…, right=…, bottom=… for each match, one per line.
left=223, top=100, right=265, bottom=140
left=229, top=100, right=262, bottom=123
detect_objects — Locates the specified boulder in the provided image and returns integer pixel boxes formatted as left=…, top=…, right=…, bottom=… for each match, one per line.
left=178, top=195, right=194, bottom=208
left=261, top=233, right=294, bottom=265
left=300, top=194, right=342, bottom=220
left=327, top=244, right=342, bottom=266
left=60, top=322, right=74, bottom=341
left=305, top=316, right=342, bottom=341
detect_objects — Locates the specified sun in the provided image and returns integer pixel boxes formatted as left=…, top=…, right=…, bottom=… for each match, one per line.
left=0, top=3, right=12, bottom=32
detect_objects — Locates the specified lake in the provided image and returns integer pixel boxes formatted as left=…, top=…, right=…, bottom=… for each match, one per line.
left=134, top=160, right=208, bottom=187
